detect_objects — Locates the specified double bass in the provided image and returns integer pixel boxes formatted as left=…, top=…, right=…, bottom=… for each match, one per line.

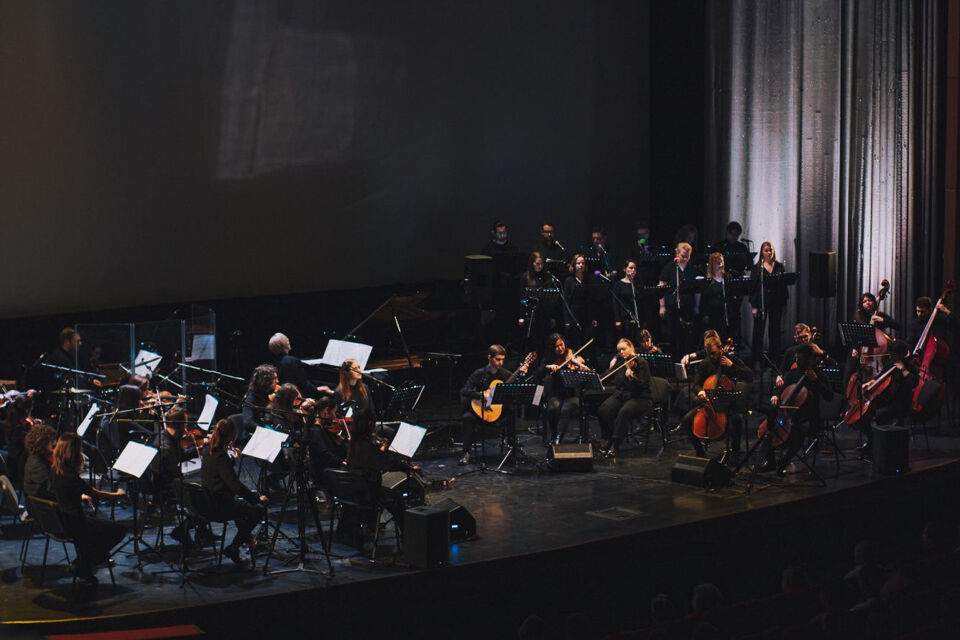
left=911, top=281, right=954, bottom=413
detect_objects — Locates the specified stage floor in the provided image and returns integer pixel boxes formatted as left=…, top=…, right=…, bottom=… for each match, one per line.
left=2, top=417, right=959, bottom=637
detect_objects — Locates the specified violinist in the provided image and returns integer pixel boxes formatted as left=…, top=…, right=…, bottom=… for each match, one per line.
left=269, top=382, right=345, bottom=483
left=148, top=404, right=187, bottom=506
left=240, top=364, right=279, bottom=441
left=0, top=394, right=40, bottom=486
left=759, top=343, right=834, bottom=474
left=201, top=418, right=268, bottom=565
left=750, top=241, right=787, bottom=371
left=679, top=337, right=753, bottom=457
left=636, top=329, right=662, bottom=354
left=597, top=339, right=652, bottom=458
left=658, top=242, right=701, bottom=360
left=531, top=334, right=587, bottom=445
left=23, top=422, right=57, bottom=500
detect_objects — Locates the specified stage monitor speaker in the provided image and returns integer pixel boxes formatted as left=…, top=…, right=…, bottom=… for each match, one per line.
left=548, top=443, right=594, bottom=472
left=671, top=455, right=732, bottom=489
left=382, top=471, right=426, bottom=507
left=463, top=254, right=495, bottom=306
left=404, top=505, right=449, bottom=568
left=872, top=425, right=909, bottom=475
left=808, top=251, right=837, bottom=298
left=431, top=497, right=477, bottom=541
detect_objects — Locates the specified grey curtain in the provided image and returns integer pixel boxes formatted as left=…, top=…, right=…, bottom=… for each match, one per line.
left=707, top=0, right=943, bottom=347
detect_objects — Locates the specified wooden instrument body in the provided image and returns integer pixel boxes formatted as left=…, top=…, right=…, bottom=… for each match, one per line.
left=692, top=373, right=734, bottom=440
left=470, top=352, right=537, bottom=423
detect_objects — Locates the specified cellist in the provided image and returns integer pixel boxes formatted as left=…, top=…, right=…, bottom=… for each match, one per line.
left=758, top=344, right=834, bottom=474
left=679, top=337, right=753, bottom=457
left=856, top=340, right=919, bottom=455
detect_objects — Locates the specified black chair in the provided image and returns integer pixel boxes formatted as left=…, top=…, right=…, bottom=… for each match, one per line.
left=177, top=480, right=232, bottom=572
left=323, top=468, right=399, bottom=561
left=25, top=496, right=116, bottom=589
left=628, top=376, right=674, bottom=455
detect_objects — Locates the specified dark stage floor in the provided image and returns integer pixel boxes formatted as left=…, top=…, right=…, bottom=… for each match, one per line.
left=2, top=410, right=959, bottom=638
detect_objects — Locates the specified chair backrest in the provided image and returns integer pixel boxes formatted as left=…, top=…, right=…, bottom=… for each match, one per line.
left=180, top=481, right=214, bottom=518
left=26, top=496, right=70, bottom=539
left=0, top=474, right=20, bottom=516
left=323, top=468, right=374, bottom=506
left=650, top=376, right=671, bottom=405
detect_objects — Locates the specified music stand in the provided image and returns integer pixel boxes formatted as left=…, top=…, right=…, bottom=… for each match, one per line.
left=489, top=383, right=543, bottom=471
left=384, top=382, right=426, bottom=421
left=559, top=370, right=604, bottom=444
left=639, top=353, right=673, bottom=379
left=112, top=441, right=159, bottom=572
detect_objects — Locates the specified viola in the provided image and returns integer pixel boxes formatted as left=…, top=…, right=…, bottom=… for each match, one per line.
left=911, top=281, right=953, bottom=414
left=692, top=372, right=735, bottom=440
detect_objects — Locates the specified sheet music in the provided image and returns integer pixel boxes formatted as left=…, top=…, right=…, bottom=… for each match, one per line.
left=532, top=385, right=544, bottom=406
left=186, top=334, right=216, bottom=362
left=302, top=339, right=373, bottom=370
left=674, top=363, right=688, bottom=381
left=197, top=394, right=219, bottom=431
left=134, top=350, right=162, bottom=377
left=180, top=458, right=202, bottom=475
left=113, top=442, right=158, bottom=478
left=77, top=403, right=100, bottom=437
left=241, top=426, right=289, bottom=463
left=388, top=422, right=427, bottom=458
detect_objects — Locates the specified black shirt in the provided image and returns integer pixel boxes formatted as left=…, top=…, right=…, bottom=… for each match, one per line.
left=562, top=274, right=593, bottom=325
left=23, top=453, right=53, bottom=499
left=612, top=280, right=641, bottom=325
left=604, top=356, right=652, bottom=401
left=52, top=468, right=92, bottom=518
left=750, top=261, right=788, bottom=310
left=201, top=448, right=255, bottom=504
left=460, top=365, right=513, bottom=410
left=693, top=354, right=754, bottom=391
left=658, top=262, right=702, bottom=318
left=274, top=354, right=317, bottom=399
left=906, top=311, right=957, bottom=349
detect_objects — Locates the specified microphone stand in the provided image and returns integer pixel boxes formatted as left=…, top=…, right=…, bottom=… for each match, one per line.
left=176, top=362, right=245, bottom=381
left=598, top=273, right=639, bottom=333
left=549, top=271, right=582, bottom=334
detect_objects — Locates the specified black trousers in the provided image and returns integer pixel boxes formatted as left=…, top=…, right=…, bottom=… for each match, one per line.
left=65, top=513, right=127, bottom=575
left=598, top=395, right=653, bottom=444
left=461, top=410, right=516, bottom=453
left=542, top=395, right=580, bottom=444
left=211, top=498, right=261, bottom=548
left=751, top=307, right=784, bottom=367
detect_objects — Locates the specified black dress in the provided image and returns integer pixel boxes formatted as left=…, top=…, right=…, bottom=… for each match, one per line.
left=52, top=468, right=126, bottom=577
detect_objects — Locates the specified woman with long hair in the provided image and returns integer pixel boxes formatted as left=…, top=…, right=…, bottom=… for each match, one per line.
left=749, top=241, right=787, bottom=370
left=700, top=252, right=736, bottom=340
left=240, top=364, right=279, bottom=439
left=613, top=259, right=644, bottom=342
left=519, top=251, right=556, bottom=353
left=23, top=423, right=57, bottom=499
left=562, top=254, right=596, bottom=356
left=531, top=333, right=588, bottom=445
left=201, top=419, right=268, bottom=564
left=51, top=433, right=126, bottom=584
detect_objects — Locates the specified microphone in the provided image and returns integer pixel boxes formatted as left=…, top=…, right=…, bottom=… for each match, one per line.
left=555, top=240, right=566, bottom=252
left=595, top=271, right=611, bottom=283
left=673, top=256, right=680, bottom=264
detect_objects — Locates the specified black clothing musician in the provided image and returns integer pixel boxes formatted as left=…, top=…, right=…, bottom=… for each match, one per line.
left=319, top=358, right=378, bottom=434
left=148, top=404, right=186, bottom=505
left=201, top=418, right=268, bottom=564
left=750, top=242, right=788, bottom=369
left=562, top=254, right=597, bottom=354
left=22, top=423, right=56, bottom=499
left=531, top=334, right=585, bottom=445
left=0, top=394, right=37, bottom=486
left=598, top=339, right=653, bottom=457
left=533, top=223, right=567, bottom=265
left=627, top=224, right=664, bottom=327
left=240, top=364, right=278, bottom=441
left=680, top=338, right=754, bottom=456
left=51, top=433, right=126, bottom=584
left=269, top=333, right=321, bottom=399
left=907, top=296, right=956, bottom=348
left=581, top=228, right=617, bottom=278
left=761, top=343, right=834, bottom=473
left=613, top=260, right=645, bottom=341
left=869, top=340, right=920, bottom=429
left=712, top=221, right=750, bottom=256
left=518, top=252, right=557, bottom=355
left=482, top=221, right=519, bottom=256
left=458, top=345, right=529, bottom=465
left=659, top=242, right=702, bottom=360
left=699, top=252, right=742, bottom=343
left=846, top=291, right=903, bottom=383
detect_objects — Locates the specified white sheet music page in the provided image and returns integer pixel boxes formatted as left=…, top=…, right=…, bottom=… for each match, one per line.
left=197, top=394, right=219, bottom=431
left=388, top=422, right=427, bottom=458
left=113, top=442, right=158, bottom=478
left=77, top=403, right=100, bottom=437
left=241, top=426, right=289, bottom=463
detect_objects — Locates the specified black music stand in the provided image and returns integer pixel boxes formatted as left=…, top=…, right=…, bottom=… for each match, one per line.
left=384, top=382, right=426, bottom=422
left=837, top=321, right=879, bottom=438
left=489, top=383, right=542, bottom=471
left=111, top=441, right=159, bottom=572
left=639, top=353, right=673, bottom=379
left=559, top=369, right=604, bottom=444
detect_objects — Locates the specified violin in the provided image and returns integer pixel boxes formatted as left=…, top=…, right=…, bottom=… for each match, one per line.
left=553, top=349, right=588, bottom=371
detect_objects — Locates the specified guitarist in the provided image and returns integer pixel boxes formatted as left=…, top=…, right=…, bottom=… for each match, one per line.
left=458, top=345, right=530, bottom=466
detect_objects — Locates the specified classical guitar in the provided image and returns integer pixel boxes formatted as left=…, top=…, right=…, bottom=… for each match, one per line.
left=470, top=352, right=537, bottom=423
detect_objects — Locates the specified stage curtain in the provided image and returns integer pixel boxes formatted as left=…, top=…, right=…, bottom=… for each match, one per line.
left=706, top=0, right=944, bottom=344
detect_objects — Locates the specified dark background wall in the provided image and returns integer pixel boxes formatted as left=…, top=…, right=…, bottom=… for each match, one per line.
left=0, top=0, right=715, bottom=321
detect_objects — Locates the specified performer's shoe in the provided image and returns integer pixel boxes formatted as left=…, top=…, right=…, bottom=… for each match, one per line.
left=756, top=459, right=776, bottom=474
left=458, top=452, right=472, bottom=466
left=223, top=543, right=243, bottom=565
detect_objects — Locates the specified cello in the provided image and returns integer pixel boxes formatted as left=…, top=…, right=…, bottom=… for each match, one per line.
left=758, top=353, right=823, bottom=447
left=692, top=372, right=735, bottom=441
left=911, top=281, right=954, bottom=413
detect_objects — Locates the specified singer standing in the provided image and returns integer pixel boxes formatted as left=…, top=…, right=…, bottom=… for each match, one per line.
left=613, top=259, right=643, bottom=343
left=750, top=241, right=787, bottom=370
left=658, top=242, right=701, bottom=360
left=533, top=222, right=567, bottom=278
left=562, top=254, right=597, bottom=361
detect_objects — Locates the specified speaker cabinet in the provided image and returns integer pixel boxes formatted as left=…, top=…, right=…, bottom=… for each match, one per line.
left=548, top=443, right=594, bottom=472
left=872, top=425, right=909, bottom=475
left=382, top=471, right=426, bottom=507
left=404, top=505, right=449, bottom=568
left=671, top=455, right=732, bottom=488
left=431, top=498, right=477, bottom=541
left=808, top=251, right=837, bottom=298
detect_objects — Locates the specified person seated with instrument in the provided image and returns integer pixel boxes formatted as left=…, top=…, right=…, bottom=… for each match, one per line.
left=679, top=336, right=753, bottom=457
left=201, top=418, right=268, bottom=565
left=776, top=324, right=838, bottom=386
left=855, top=340, right=920, bottom=455
left=458, top=345, right=531, bottom=466
left=318, top=358, right=380, bottom=435
left=51, top=432, right=126, bottom=585
left=907, top=296, right=955, bottom=347
left=636, top=329, right=662, bottom=354
left=759, top=343, right=834, bottom=474
left=531, top=334, right=588, bottom=445
left=680, top=329, right=721, bottom=367
left=598, top=339, right=653, bottom=458
left=269, top=382, right=345, bottom=484
left=148, top=404, right=187, bottom=510
left=268, top=332, right=324, bottom=399
left=23, top=423, right=57, bottom=500
left=1, top=393, right=42, bottom=488
left=240, top=364, right=279, bottom=441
